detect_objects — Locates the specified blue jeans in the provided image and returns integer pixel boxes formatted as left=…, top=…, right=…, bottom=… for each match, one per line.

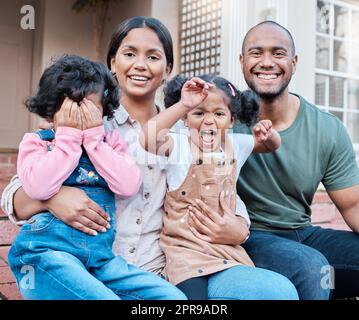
left=8, top=187, right=186, bottom=300
left=177, top=265, right=298, bottom=300
left=242, top=226, right=359, bottom=300
left=207, top=265, right=298, bottom=300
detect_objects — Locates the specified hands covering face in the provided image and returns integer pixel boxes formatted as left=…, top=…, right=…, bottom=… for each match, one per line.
left=54, top=97, right=103, bottom=130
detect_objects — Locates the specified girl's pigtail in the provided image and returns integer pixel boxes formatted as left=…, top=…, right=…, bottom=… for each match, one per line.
left=237, top=90, right=259, bottom=126
left=164, top=74, right=188, bottom=108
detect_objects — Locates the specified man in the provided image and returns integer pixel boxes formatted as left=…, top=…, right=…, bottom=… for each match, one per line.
left=235, top=20, right=359, bottom=299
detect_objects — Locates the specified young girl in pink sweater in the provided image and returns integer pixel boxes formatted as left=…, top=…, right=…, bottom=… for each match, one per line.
left=8, top=54, right=186, bottom=300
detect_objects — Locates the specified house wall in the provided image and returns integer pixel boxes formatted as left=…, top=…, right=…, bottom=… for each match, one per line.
left=29, top=0, right=153, bottom=129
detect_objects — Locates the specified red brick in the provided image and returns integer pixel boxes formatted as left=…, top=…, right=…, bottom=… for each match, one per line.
left=0, top=179, right=10, bottom=195
left=0, top=155, right=11, bottom=164
left=0, top=283, right=23, bottom=300
left=0, top=246, right=10, bottom=262
left=9, top=155, right=18, bottom=165
left=0, top=265, right=16, bottom=284
left=311, top=203, right=336, bottom=224
left=0, top=257, right=7, bottom=267
left=0, top=167, right=16, bottom=179
left=0, top=220, right=19, bottom=245
left=313, top=191, right=332, bottom=204
left=0, top=209, right=6, bottom=218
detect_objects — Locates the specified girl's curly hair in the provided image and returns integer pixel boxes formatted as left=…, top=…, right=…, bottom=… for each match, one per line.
left=164, top=74, right=259, bottom=126
left=25, top=54, right=119, bottom=120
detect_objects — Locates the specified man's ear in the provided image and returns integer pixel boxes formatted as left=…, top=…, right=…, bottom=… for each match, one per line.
left=239, top=54, right=244, bottom=70
left=229, top=116, right=234, bottom=129
left=292, top=54, right=298, bottom=75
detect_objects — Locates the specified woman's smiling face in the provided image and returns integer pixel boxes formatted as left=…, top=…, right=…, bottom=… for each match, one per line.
left=111, top=27, right=171, bottom=101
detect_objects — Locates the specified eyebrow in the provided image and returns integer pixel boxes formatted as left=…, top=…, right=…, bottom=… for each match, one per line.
left=247, top=46, right=288, bottom=52
left=121, top=45, right=164, bottom=54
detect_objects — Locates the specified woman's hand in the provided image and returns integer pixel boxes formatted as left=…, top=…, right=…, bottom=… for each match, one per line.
left=188, top=191, right=249, bottom=245
left=180, top=77, right=213, bottom=110
left=54, top=98, right=82, bottom=130
left=44, top=186, right=111, bottom=236
left=80, top=98, right=103, bottom=130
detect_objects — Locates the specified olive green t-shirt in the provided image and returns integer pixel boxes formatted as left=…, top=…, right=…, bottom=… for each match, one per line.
left=234, top=94, right=359, bottom=231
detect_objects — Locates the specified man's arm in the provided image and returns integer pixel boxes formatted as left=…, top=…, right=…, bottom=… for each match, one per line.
left=327, top=184, right=359, bottom=233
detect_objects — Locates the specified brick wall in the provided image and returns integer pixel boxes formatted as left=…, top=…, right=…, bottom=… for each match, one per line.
left=311, top=191, right=350, bottom=231
left=0, top=153, right=21, bottom=300
left=0, top=153, right=19, bottom=246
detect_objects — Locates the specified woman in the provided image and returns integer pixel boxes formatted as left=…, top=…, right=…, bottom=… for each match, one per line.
left=1, top=16, right=298, bottom=300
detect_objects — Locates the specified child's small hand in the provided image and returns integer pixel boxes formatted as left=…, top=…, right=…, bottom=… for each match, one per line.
left=180, top=77, right=213, bottom=110
left=37, top=120, right=53, bottom=131
left=54, top=98, right=82, bottom=130
left=80, top=98, right=103, bottom=130
left=253, top=120, right=273, bottom=143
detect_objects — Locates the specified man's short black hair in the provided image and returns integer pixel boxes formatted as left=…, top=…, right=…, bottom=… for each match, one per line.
left=242, top=20, right=296, bottom=57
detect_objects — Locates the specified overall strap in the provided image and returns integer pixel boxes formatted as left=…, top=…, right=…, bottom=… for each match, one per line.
left=35, top=129, right=55, bottom=141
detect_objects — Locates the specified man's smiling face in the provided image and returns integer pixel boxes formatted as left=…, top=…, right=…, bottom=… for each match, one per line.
left=240, top=24, right=298, bottom=102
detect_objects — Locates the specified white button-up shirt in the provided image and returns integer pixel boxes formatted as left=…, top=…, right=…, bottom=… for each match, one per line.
left=104, top=105, right=168, bottom=274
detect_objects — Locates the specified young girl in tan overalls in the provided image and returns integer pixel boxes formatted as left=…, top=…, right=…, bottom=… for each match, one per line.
left=141, top=75, right=281, bottom=299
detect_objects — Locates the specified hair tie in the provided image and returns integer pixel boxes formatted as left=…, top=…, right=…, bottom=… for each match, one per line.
left=228, top=83, right=236, bottom=97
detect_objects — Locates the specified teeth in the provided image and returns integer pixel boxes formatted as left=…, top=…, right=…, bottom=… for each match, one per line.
left=201, top=130, right=215, bottom=136
left=130, top=76, right=149, bottom=81
left=257, top=74, right=278, bottom=80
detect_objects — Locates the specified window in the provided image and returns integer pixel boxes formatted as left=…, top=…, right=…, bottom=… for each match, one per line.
left=179, top=0, right=222, bottom=77
left=315, top=0, right=359, bottom=144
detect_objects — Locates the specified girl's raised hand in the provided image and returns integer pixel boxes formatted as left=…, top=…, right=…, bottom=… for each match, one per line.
left=80, top=98, right=103, bottom=130
left=253, top=119, right=273, bottom=143
left=180, top=77, right=213, bottom=110
left=54, top=98, right=82, bottom=130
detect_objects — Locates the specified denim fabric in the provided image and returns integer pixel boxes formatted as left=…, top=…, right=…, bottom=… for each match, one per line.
left=177, top=266, right=299, bottom=300
left=242, top=226, right=359, bottom=300
left=207, top=265, right=298, bottom=300
left=177, top=276, right=209, bottom=300
left=8, top=130, right=186, bottom=300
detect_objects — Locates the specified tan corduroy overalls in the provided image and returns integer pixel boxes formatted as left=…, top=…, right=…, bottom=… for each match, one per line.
left=160, top=139, right=254, bottom=285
